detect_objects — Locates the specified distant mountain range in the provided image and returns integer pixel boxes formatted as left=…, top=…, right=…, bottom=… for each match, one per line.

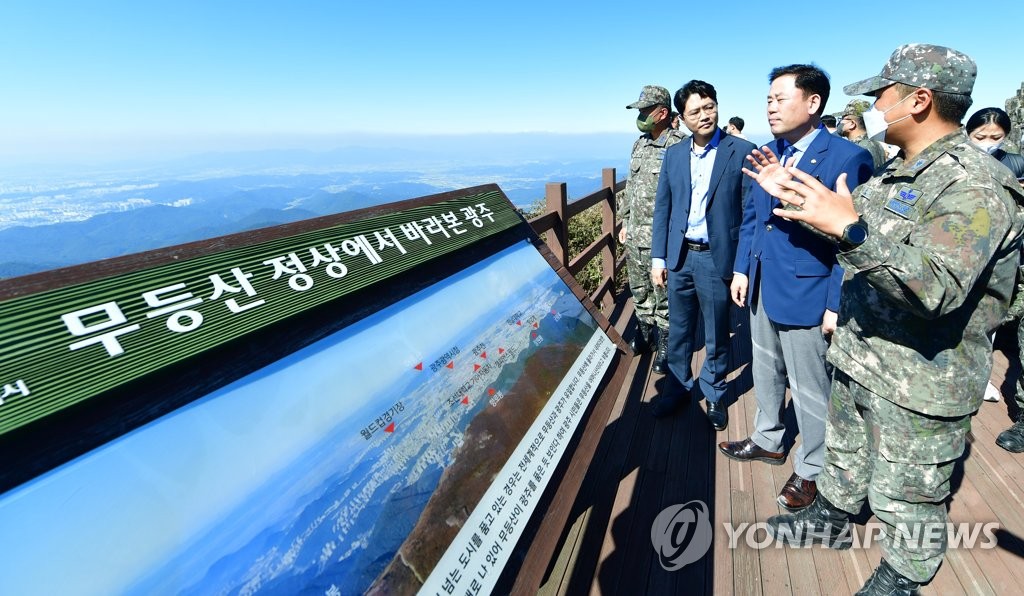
left=0, top=157, right=626, bottom=279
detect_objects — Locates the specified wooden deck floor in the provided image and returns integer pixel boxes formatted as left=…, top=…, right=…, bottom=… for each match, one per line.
left=538, top=299, right=1024, bottom=595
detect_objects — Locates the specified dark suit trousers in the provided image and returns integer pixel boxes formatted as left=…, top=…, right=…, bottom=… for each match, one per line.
left=666, top=248, right=731, bottom=403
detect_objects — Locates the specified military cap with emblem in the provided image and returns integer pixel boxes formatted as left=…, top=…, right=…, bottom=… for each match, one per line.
left=626, top=85, right=671, bottom=109
left=844, top=43, right=976, bottom=96
left=841, top=99, right=872, bottom=118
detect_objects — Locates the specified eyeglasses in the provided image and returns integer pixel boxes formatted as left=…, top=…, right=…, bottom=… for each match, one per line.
left=684, top=103, right=717, bottom=118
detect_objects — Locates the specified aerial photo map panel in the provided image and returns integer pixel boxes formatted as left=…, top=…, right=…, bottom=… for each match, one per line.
left=0, top=239, right=614, bottom=596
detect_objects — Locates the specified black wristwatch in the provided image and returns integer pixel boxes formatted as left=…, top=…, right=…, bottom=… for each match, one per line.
left=839, top=216, right=869, bottom=251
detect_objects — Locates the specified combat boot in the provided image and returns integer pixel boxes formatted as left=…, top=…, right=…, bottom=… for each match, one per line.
left=651, top=328, right=670, bottom=374
left=855, top=559, right=921, bottom=595
left=996, top=417, right=1024, bottom=453
left=630, top=319, right=652, bottom=355
left=766, top=493, right=852, bottom=549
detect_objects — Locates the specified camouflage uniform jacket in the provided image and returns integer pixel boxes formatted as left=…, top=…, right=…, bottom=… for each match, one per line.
left=829, top=130, right=1024, bottom=417
left=621, top=128, right=687, bottom=248
left=852, top=135, right=889, bottom=171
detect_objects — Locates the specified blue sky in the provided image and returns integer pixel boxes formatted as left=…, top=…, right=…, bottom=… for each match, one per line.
left=1, top=1, right=1019, bottom=165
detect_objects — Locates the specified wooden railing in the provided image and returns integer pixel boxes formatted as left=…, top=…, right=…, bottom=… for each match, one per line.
left=528, top=167, right=627, bottom=312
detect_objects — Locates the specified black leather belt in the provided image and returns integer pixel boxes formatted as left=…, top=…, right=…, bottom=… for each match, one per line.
left=685, top=240, right=710, bottom=252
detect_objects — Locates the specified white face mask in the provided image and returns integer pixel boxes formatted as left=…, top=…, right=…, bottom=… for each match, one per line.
left=974, top=141, right=1003, bottom=155
left=862, top=93, right=914, bottom=142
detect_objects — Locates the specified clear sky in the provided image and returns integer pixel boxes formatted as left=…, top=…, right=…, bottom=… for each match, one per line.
left=1, top=0, right=1019, bottom=165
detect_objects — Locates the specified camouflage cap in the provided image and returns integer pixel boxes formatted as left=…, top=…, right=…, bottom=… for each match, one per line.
left=844, top=43, right=976, bottom=96
left=626, top=85, right=671, bottom=109
left=841, top=99, right=872, bottom=118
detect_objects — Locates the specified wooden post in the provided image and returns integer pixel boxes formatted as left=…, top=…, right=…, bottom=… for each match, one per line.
left=545, top=182, right=568, bottom=267
left=600, top=168, right=617, bottom=311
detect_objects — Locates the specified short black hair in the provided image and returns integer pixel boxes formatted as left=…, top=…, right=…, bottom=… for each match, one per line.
left=966, top=107, right=1012, bottom=135
left=675, top=80, right=718, bottom=115
left=728, top=116, right=744, bottom=131
left=894, top=83, right=973, bottom=125
left=769, top=64, right=831, bottom=116
left=821, top=114, right=837, bottom=127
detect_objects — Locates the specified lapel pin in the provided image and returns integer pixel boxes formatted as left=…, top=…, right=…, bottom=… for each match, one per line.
left=810, top=159, right=817, bottom=164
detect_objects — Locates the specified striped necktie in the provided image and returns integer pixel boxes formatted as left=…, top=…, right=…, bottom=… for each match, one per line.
left=781, top=144, right=797, bottom=166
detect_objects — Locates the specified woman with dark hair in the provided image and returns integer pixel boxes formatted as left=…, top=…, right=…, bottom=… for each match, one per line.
left=971, top=107, right=1024, bottom=453
left=966, top=107, right=1024, bottom=180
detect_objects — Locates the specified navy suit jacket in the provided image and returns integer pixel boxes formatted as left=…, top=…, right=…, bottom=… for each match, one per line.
left=733, top=130, right=874, bottom=326
left=651, top=132, right=756, bottom=279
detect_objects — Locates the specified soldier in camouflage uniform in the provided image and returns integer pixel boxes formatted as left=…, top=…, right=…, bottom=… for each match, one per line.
left=621, top=85, right=687, bottom=373
left=750, top=44, right=1024, bottom=594
left=837, top=99, right=889, bottom=170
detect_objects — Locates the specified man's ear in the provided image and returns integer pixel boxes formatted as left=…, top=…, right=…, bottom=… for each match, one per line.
left=908, top=87, right=932, bottom=115
left=807, top=93, right=821, bottom=116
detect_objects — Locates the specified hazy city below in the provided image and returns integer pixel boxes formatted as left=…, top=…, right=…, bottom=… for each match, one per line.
left=0, top=133, right=647, bottom=278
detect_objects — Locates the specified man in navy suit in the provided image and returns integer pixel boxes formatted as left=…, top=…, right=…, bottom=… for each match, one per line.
left=719, top=64, right=874, bottom=510
left=650, top=80, right=756, bottom=430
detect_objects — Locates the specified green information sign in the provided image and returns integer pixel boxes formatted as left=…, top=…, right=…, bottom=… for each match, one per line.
left=0, top=190, right=520, bottom=437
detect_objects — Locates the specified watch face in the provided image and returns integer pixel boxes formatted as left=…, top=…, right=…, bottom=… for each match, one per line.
left=847, top=223, right=869, bottom=244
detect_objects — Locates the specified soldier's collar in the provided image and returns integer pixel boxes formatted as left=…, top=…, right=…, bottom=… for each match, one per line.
left=889, top=130, right=967, bottom=177
left=650, top=127, right=676, bottom=146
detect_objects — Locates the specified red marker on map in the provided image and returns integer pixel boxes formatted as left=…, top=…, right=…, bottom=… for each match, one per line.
left=516, top=320, right=522, bottom=326
left=551, top=309, right=557, bottom=315
left=488, top=388, right=496, bottom=396
left=532, top=322, right=539, bottom=328
left=531, top=331, right=537, bottom=338
left=414, top=363, right=423, bottom=371
left=385, top=422, right=396, bottom=433
left=462, top=396, right=469, bottom=405
left=480, top=351, right=487, bottom=359
left=473, top=364, right=481, bottom=372
left=446, top=361, right=454, bottom=369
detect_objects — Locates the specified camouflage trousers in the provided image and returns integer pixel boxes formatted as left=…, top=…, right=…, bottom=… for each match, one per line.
left=625, top=243, right=669, bottom=330
left=818, top=369, right=970, bottom=584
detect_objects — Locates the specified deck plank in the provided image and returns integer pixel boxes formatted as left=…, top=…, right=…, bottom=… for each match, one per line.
left=725, top=364, right=763, bottom=596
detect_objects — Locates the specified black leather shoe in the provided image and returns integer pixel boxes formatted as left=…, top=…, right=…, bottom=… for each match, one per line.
left=766, top=493, right=852, bottom=549
left=651, top=328, right=669, bottom=374
left=777, top=473, right=817, bottom=511
left=706, top=400, right=728, bottom=431
left=855, top=559, right=921, bottom=595
left=718, top=437, right=786, bottom=465
left=630, top=319, right=651, bottom=355
left=651, top=389, right=688, bottom=418
left=996, top=418, right=1024, bottom=453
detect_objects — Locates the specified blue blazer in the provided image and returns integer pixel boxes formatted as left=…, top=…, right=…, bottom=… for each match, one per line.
left=733, top=131, right=874, bottom=326
left=651, top=132, right=756, bottom=279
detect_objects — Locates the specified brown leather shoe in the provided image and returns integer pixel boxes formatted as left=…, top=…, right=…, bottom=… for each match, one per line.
left=717, top=437, right=786, bottom=465
left=778, top=473, right=817, bottom=511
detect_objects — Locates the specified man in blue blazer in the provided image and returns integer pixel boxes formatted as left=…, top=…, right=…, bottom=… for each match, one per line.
left=650, top=80, right=756, bottom=430
left=719, top=64, right=874, bottom=510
